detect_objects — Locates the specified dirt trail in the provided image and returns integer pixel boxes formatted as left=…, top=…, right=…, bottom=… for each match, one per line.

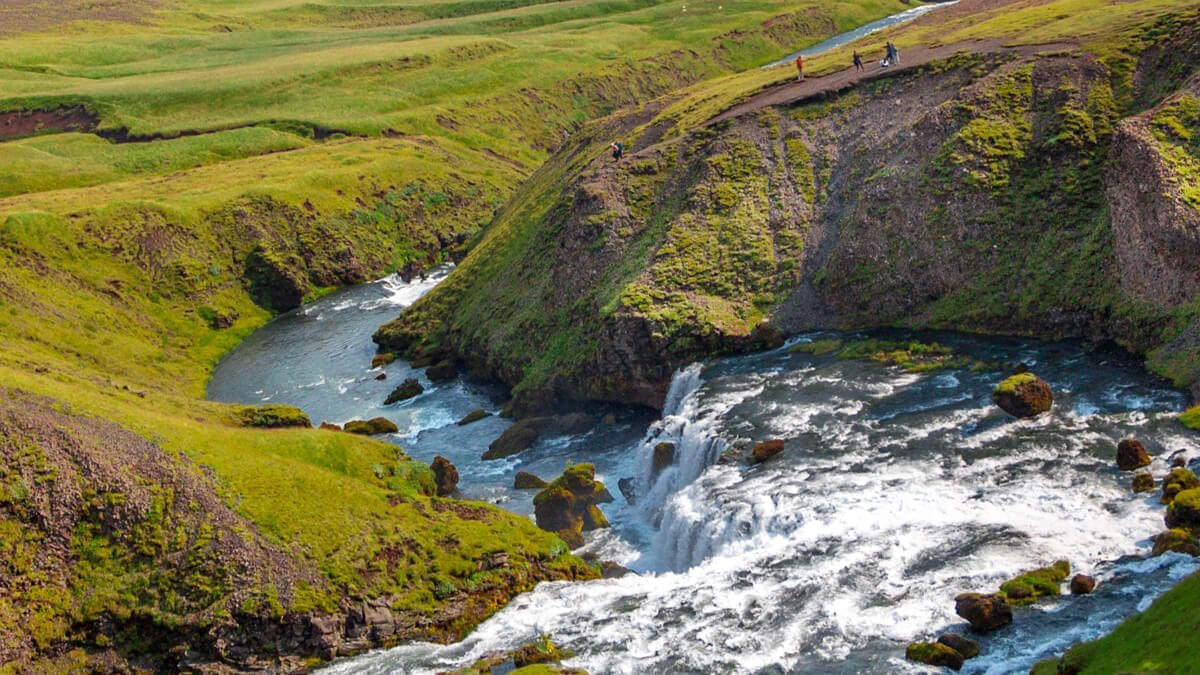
left=708, top=39, right=1076, bottom=126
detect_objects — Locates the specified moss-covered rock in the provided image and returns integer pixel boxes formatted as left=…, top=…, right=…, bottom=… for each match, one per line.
left=1116, top=438, right=1152, bottom=470
left=905, top=641, right=964, bottom=670
left=234, top=403, right=312, bottom=428
left=533, top=464, right=611, bottom=547
left=342, top=417, right=398, bottom=435
left=1165, top=488, right=1200, bottom=530
left=954, top=593, right=1012, bottom=631
left=992, top=373, right=1053, bottom=418
left=457, top=409, right=492, bottom=426
left=1161, top=468, right=1200, bottom=504
left=384, top=378, right=424, bottom=405
left=937, top=633, right=979, bottom=659
left=371, top=353, right=396, bottom=368
left=1132, top=472, right=1155, bottom=493
left=1069, top=574, right=1097, bottom=595
left=431, top=455, right=459, bottom=497
left=749, top=439, right=785, bottom=464
left=999, top=560, right=1070, bottom=605
left=1151, top=528, right=1200, bottom=556
left=484, top=423, right=541, bottom=460
left=514, top=471, right=548, bottom=490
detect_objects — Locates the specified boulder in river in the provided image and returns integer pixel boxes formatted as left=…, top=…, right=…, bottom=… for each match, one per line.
left=1132, top=472, right=1155, bottom=493
left=1165, top=488, right=1200, bottom=530
left=998, top=560, right=1070, bottom=605
left=1069, top=574, right=1096, bottom=595
left=905, top=642, right=964, bottom=671
left=533, top=463, right=611, bottom=547
left=457, top=408, right=492, bottom=426
left=954, top=593, right=1012, bottom=631
left=1160, top=468, right=1200, bottom=504
left=1151, top=528, right=1200, bottom=556
left=384, top=378, right=424, bottom=404
left=483, top=414, right=597, bottom=460
left=652, top=442, right=676, bottom=474
left=618, top=477, right=637, bottom=504
left=430, top=455, right=459, bottom=496
left=937, top=633, right=979, bottom=659
left=992, top=373, right=1053, bottom=418
left=371, top=353, right=395, bottom=368
left=749, top=439, right=785, bottom=464
left=1116, top=438, right=1151, bottom=470
left=513, top=471, right=548, bottom=490
left=374, top=372, right=387, bottom=381
left=343, top=417, right=398, bottom=435
left=425, top=359, right=456, bottom=381
left=484, top=423, right=541, bottom=460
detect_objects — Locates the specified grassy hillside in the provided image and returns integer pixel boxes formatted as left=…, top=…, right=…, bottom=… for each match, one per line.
left=0, top=0, right=917, bottom=669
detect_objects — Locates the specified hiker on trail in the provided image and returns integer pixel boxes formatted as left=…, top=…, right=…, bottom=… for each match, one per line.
left=610, top=140, right=623, bottom=161
left=892, top=42, right=900, bottom=65
left=853, top=50, right=863, bottom=72
left=795, top=54, right=805, bottom=81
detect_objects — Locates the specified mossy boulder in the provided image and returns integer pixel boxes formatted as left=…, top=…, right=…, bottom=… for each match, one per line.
left=937, top=633, right=979, bottom=659
left=431, top=455, right=459, bottom=497
left=426, top=360, right=457, bottom=381
left=1069, top=574, right=1097, bottom=595
left=484, top=423, right=541, bottom=460
left=1161, top=468, right=1200, bottom=504
left=954, top=592, right=1012, bottom=631
left=1181, top=405, right=1200, bottom=430
left=652, top=442, right=676, bottom=474
left=234, top=404, right=311, bottom=428
left=384, top=378, right=424, bottom=404
left=999, top=560, right=1070, bottom=605
left=371, top=352, right=396, bottom=368
left=457, top=409, right=492, bottom=426
left=1151, top=528, right=1200, bottom=556
left=514, top=471, right=548, bottom=489
left=905, top=641, right=964, bottom=670
left=1116, top=438, right=1152, bottom=470
left=533, top=464, right=611, bottom=547
left=1132, top=472, right=1155, bottom=493
left=1165, top=488, right=1200, bottom=530
left=749, top=439, right=785, bottom=464
left=992, top=373, right=1053, bottom=418
left=343, top=417, right=398, bottom=435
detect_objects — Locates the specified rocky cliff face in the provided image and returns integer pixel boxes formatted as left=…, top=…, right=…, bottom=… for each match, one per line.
left=377, top=35, right=1200, bottom=412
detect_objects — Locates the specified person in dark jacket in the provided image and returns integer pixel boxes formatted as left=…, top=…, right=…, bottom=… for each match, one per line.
left=610, top=141, right=623, bottom=161
left=853, top=50, right=863, bottom=72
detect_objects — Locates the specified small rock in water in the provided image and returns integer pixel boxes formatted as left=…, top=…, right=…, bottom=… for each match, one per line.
left=384, top=378, right=424, bottom=404
left=374, top=372, right=387, bottom=381
left=513, top=471, right=548, bottom=489
left=457, top=408, right=492, bottom=426
left=430, top=455, right=459, bottom=496
left=1069, top=574, right=1096, bottom=595
left=992, top=373, right=1053, bottom=418
left=425, top=359, right=456, bottom=381
left=905, top=642, right=964, bottom=671
left=617, top=477, right=637, bottom=504
left=749, top=439, right=785, bottom=464
left=954, top=593, right=1012, bottom=631
left=1116, top=438, right=1151, bottom=470
left=600, top=561, right=634, bottom=579
left=370, top=352, right=395, bottom=368
left=652, top=442, right=676, bottom=474
left=937, top=633, right=979, bottom=659
left=1151, top=528, right=1200, bottom=556
left=1132, top=472, right=1155, bottom=493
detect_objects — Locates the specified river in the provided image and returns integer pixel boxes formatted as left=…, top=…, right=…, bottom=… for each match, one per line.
left=208, top=269, right=1199, bottom=674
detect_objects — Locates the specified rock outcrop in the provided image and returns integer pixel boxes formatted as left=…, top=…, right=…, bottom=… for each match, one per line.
left=514, top=471, right=549, bottom=489
left=533, top=464, right=612, bottom=547
left=343, top=417, right=399, bottom=435
left=483, top=414, right=595, bottom=460
left=431, top=455, right=459, bottom=496
left=954, top=593, right=1013, bottom=631
left=384, top=378, right=424, bottom=404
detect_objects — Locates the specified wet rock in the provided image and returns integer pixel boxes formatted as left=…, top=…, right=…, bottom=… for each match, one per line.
left=430, top=455, right=459, bottom=497
left=371, top=353, right=395, bottom=368
left=1151, top=528, right=1200, bottom=556
left=1165, top=488, right=1200, bottom=529
left=374, top=372, right=387, bottom=381
left=749, top=439, right=785, bottom=464
left=600, top=561, right=634, bottom=579
left=999, top=560, right=1070, bottom=606
left=601, top=412, right=617, bottom=425
left=1116, top=438, right=1151, bottom=470
left=992, top=373, right=1053, bottom=418
left=425, top=360, right=456, bottom=382
left=484, top=423, right=541, bottom=460
left=937, top=633, right=979, bottom=659
left=319, top=422, right=341, bottom=431
left=457, top=408, right=491, bottom=426
left=533, top=464, right=611, bottom=547
left=1160, top=468, right=1200, bottom=503
left=513, top=471, right=548, bottom=490
left=1069, top=574, right=1096, bottom=595
left=384, top=378, right=424, bottom=404
left=652, top=442, right=676, bottom=474
left=1132, top=472, right=1155, bottom=493
left=1172, top=454, right=1189, bottom=469
left=954, top=593, right=1012, bottom=631
left=617, top=477, right=637, bottom=504
left=905, top=641, right=964, bottom=671
left=343, top=417, right=398, bottom=435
